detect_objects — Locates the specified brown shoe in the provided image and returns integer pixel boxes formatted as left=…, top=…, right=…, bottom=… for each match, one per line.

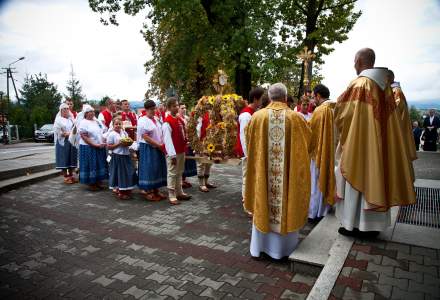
left=182, top=181, right=192, bottom=189
left=206, top=182, right=217, bottom=189
left=87, top=185, right=100, bottom=191
left=199, top=186, right=209, bottom=193
left=144, top=193, right=162, bottom=202
left=117, top=193, right=131, bottom=200
left=155, top=191, right=167, bottom=200
left=177, top=194, right=192, bottom=201
left=169, top=199, right=180, bottom=205
left=64, top=177, right=74, bottom=184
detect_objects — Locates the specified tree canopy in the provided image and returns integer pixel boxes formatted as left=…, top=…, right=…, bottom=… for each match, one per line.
left=89, top=0, right=361, bottom=103
left=8, top=73, right=63, bottom=137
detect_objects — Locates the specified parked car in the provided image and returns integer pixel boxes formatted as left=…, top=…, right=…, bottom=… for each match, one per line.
left=34, top=124, right=54, bottom=143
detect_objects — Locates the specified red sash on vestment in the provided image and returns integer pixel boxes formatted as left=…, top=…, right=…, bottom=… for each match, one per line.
left=234, top=106, right=255, bottom=157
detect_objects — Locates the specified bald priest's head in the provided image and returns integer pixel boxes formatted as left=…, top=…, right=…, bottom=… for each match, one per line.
left=354, top=48, right=375, bottom=75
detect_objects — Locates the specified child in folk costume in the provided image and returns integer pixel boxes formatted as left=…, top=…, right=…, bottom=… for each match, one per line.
left=78, top=106, right=108, bottom=190
left=107, top=117, right=137, bottom=200
left=54, top=103, right=78, bottom=184
left=162, top=97, right=192, bottom=205
left=137, top=100, right=168, bottom=201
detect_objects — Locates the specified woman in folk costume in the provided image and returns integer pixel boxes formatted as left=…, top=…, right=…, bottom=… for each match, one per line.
left=107, top=117, right=137, bottom=200
left=78, top=105, right=108, bottom=190
left=137, top=100, right=168, bottom=201
left=54, top=103, right=78, bottom=184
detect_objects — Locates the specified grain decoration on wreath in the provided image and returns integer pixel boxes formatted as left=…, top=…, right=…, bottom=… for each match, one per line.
left=187, top=94, right=246, bottom=160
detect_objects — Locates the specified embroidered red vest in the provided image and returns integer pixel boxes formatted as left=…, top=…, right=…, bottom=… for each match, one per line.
left=122, top=111, right=137, bottom=126
left=101, top=109, right=112, bottom=128
left=70, top=110, right=77, bottom=119
left=164, top=114, right=186, bottom=154
left=235, top=106, right=255, bottom=157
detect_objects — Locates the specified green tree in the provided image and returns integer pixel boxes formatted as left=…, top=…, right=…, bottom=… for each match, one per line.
left=409, top=105, right=422, bottom=124
left=16, top=73, right=62, bottom=136
left=89, top=0, right=361, bottom=102
left=279, top=0, right=361, bottom=95
left=99, top=95, right=111, bottom=107
left=66, top=64, right=85, bottom=110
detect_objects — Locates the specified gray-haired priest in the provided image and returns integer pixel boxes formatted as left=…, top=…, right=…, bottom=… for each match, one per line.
left=244, top=82, right=312, bottom=259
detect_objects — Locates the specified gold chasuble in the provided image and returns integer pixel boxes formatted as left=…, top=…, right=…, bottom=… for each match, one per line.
left=309, top=101, right=336, bottom=206
left=335, top=72, right=416, bottom=212
left=392, top=84, right=417, bottom=162
left=244, top=101, right=311, bottom=235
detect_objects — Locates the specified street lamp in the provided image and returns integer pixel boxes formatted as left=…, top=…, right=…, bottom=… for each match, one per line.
left=3, top=56, right=25, bottom=104
left=9, top=56, right=25, bottom=67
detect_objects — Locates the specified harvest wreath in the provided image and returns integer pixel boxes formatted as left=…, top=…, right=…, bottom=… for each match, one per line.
left=187, top=93, right=246, bottom=160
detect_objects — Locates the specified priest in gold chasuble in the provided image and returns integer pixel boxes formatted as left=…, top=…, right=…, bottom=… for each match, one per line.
left=334, top=48, right=416, bottom=238
left=308, top=84, right=336, bottom=222
left=244, top=83, right=311, bottom=259
left=388, top=70, right=417, bottom=167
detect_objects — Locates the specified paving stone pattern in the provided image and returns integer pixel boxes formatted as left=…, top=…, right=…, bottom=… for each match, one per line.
left=0, top=165, right=316, bottom=299
left=331, top=240, right=440, bottom=300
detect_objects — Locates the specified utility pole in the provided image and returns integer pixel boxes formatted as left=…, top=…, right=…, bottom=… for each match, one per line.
left=0, top=91, right=7, bottom=144
left=1, top=57, right=25, bottom=144
left=2, top=57, right=25, bottom=104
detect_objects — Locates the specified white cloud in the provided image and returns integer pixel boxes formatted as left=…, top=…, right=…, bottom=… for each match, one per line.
left=0, top=0, right=151, bottom=101
left=321, top=0, right=440, bottom=102
left=1, top=0, right=439, bottom=103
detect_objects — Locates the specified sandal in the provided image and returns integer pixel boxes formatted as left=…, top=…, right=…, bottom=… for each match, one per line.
left=199, top=186, right=209, bottom=193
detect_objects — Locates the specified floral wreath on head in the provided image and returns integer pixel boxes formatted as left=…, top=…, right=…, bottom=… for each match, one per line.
left=187, top=93, right=246, bottom=159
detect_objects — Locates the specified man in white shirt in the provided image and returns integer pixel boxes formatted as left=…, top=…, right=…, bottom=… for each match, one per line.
left=236, top=87, right=264, bottom=209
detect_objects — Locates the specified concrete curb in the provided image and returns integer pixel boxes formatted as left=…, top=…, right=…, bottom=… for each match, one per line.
left=0, top=169, right=60, bottom=194
left=0, top=163, right=55, bottom=181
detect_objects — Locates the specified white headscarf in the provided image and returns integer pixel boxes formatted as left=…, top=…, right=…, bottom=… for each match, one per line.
left=75, top=104, right=94, bottom=126
left=54, top=103, right=73, bottom=146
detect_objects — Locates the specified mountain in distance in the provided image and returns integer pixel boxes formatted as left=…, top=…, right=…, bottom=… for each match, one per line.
left=408, top=99, right=440, bottom=110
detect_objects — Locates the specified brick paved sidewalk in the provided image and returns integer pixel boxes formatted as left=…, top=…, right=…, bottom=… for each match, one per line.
left=0, top=165, right=316, bottom=300
left=330, top=240, right=440, bottom=300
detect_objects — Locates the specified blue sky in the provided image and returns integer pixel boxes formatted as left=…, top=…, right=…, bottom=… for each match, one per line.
left=0, top=0, right=439, bottom=103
